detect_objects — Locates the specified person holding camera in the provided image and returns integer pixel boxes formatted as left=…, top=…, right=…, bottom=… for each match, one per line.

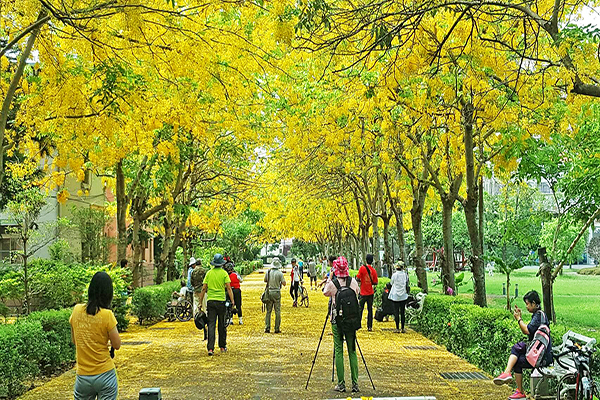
left=323, top=256, right=361, bottom=393
left=264, top=258, right=286, bottom=333
left=70, top=271, right=121, bottom=400
left=198, top=254, right=236, bottom=356
left=356, top=254, right=378, bottom=332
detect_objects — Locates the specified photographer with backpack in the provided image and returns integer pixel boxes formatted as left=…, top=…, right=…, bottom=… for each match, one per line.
left=322, top=256, right=361, bottom=393
left=493, top=290, right=552, bottom=400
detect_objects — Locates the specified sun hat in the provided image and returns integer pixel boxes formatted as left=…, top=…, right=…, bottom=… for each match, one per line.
left=332, top=256, right=349, bottom=278
left=189, top=257, right=196, bottom=267
left=210, top=254, right=227, bottom=267
left=395, top=261, right=405, bottom=270
left=272, top=258, right=282, bottom=269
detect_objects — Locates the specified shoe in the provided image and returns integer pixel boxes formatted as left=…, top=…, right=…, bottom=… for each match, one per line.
left=401, top=328, right=406, bottom=333
left=393, top=329, right=400, bottom=333
left=334, top=383, right=346, bottom=392
left=493, top=372, right=513, bottom=385
left=239, top=317, right=243, bottom=325
left=274, top=330, right=281, bottom=334
left=352, top=384, right=360, bottom=393
left=208, top=350, right=214, bottom=356
left=508, top=389, right=526, bottom=399
left=220, top=347, right=227, bottom=353
left=367, top=327, right=373, bottom=332
left=293, top=302, right=297, bottom=307
left=264, top=329, right=270, bottom=333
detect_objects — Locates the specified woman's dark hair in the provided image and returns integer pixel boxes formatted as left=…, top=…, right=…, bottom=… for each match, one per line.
left=366, top=254, right=374, bottom=265
left=87, top=271, right=114, bottom=315
left=328, top=255, right=337, bottom=263
left=523, top=290, right=541, bottom=307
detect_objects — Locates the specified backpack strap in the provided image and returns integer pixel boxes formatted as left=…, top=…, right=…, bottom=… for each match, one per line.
left=332, top=278, right=342, bottom=290
left=365, top=265, right=372, bottom=283
left=346, top=277, right=352, bottom=288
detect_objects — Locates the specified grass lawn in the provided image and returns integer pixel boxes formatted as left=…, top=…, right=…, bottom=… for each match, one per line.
left=410, top=268, right=600, bottom=338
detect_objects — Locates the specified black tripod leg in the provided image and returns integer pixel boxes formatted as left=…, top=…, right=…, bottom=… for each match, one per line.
left=355, top=336, right=375, bottom=390
left=306, top=311, right=330, bottom=389
left=331, top=344, right=335, bottom=382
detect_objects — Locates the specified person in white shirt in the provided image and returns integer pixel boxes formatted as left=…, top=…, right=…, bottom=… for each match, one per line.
left=389, top=261, right=410, bottom=333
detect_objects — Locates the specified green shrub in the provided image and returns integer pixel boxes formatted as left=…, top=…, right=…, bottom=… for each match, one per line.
left=235, top=260, right=263, bottom=276
left=0, top=310, right=74, bottom=398
left=132, top=281, right=180, bottom=325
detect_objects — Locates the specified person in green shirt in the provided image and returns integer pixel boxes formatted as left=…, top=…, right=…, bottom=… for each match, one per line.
left=198, top=254, right=236, bottom=356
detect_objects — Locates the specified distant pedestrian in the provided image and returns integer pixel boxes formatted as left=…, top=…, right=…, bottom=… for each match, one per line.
left=226, top=263, right=243, bottom=325
left=187, top=257, right=196, bottom=292
left=308, top=259, right=317, bottom=290
left=70, top=271, right=121, bottom=400
left=191, top=260, right=207, bottom=316
left=323, top=257, right=360, bottom=393
left=356, top=254, right=378, bottom=332
left=290, top=258, right=301, bottom=307
left=198, top=254, right=236, bottom=356
left=389, top=261, right=409, bottom=333
left=264, top=258, right=286, bottom=333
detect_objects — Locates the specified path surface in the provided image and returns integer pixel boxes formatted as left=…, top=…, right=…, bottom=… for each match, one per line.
left=20, top=269, right=513, bottom=400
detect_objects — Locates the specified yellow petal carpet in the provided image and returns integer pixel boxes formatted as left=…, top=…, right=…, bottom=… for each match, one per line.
left=20, top=269, right=513, bottom=399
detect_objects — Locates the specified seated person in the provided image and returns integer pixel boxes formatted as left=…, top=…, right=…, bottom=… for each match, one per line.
left=172, top=281, right=188, bottom=302
left=381, top=283, right=394, bottom=322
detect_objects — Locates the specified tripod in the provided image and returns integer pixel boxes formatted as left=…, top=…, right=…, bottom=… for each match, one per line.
left=305, top=310, right=376, bottom=390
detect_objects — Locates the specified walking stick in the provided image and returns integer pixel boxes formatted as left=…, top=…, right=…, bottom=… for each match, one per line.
left=355, top=336, right=376, bottom=390
left=305, top=309, right=331, bottom=389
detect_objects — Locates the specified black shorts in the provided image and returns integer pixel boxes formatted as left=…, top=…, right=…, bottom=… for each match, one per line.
left=310, top=275, right=317, bottom=282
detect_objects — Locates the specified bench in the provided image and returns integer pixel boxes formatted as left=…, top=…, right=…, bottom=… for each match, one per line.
left=531, top=330, right=597, bottom=399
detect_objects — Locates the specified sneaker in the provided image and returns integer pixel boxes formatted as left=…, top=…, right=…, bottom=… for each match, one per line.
left=293, top=302, right=297, bottom=307
left=367, top=327, right=373, bottom=332
left=208, top=350, right=214, bottom=356
left=220, top=347, right=227, bottom=353
left=352, top=384, right=360, bottom=393
left=493, top=372, right=513, bottom=385
left=334, top=383, right=346, bottom=392
left=264, top=329, right=270, bottom=333
left=239, top=317, right=243, bottom=325
left=274, top=330, right=281, bottom=334
left=393, top=329, right=401, bottom=333
left=401, top=328, right=406, bottom=333
left=508, top=389, right=526, bottom=399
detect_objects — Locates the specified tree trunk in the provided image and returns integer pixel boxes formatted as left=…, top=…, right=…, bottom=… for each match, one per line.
left=441, top=197, right=456, bottom=294
left=382, top=215, right=393, bottom=277
left=506, top=273, right=511, bottom=311
left=411, top=181, right=429, bottom=293
left=393, top=206, right=406, bottom=264
left=116, top=161, right=128, bottom=262
left=538, top=247, right=554, bottom=322
left=372, top=214, right=382, bottom=276
left=132, top=216, right=143, bottom=287
left=23, top=239, right=30, bottom=314
left=155, top=214, right=172, bottom=284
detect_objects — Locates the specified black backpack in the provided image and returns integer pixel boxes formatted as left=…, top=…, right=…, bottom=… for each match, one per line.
left=333, top=277, right=361, bottom=332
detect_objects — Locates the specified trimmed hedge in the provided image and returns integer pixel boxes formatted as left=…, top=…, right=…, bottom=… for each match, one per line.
left=131, top=281, right=180, bottom=325
left=0, top=309, right=75, bottom=398
left=235, top=260, right=263, bottom=276
left=414, top=295, right=597, bottom=379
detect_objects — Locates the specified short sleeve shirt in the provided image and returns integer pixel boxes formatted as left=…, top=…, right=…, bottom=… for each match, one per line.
left=69, top=304, right=117, bottom=376
left=356, top=265, right=378, bottom=296
left=265, top=268, right=286, bottom=291
left=203, top=267, right=231, bottom=301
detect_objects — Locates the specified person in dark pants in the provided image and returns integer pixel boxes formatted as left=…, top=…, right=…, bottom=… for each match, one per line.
left=198, top=254, right=236, bottom=356
left=226, top=263, right=243, bottom=325
left=389, top=261, right=409, bottom=333
left=289, top=258, right=301, bottom=307
left=356, top=254, right=378, bottom=332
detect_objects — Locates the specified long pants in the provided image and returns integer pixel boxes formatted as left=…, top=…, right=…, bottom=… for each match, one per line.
left=232, top=288, right=242, bottom=317
left=332, top=324, right=358, bottom=386
left=359, top=294, right=374, bottom=330
left=290, top=281, right=299, bottom=302
left=207, top=300, right=227, bottom=351
left=74, top=369, right=118, bottom=400
left=392, top=299, right=408, bottom=330
left=264, top=291, right=282, bottom=331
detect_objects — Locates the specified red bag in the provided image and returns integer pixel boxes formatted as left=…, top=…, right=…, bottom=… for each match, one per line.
left=526, top=312, right=551, bottom=368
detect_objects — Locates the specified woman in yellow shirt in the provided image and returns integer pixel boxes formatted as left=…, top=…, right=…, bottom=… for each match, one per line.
left=70, top=271, right=122, bottom=400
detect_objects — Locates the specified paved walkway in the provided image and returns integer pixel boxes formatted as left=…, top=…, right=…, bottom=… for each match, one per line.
left=20, top=269, right=513, bottom=400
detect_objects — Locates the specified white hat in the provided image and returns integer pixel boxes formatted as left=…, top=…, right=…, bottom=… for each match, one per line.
left=272, top=258, right=282, bottom=268
left=189, top=257, right=196, bottom=266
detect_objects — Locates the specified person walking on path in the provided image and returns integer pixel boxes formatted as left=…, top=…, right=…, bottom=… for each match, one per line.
left=187, top=257, right=196, bottom=292
left=289, top=258, right=301, bottom=307
left=264, top=258, right=287, bottom=333
left=493, top=290, right=552, bottom=399
left=323, top=256, right=360, bottom=393
left=389, top=261, right=410, bottom=333
left=356, top=254, right=378, bottom=332
left=308, top=259, right=317, bottom=290
left=226, top=263, right=243, bottom=325
left=198, top=254, right=236, bottom=356
left=70, top=271, right=122, bottom=400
